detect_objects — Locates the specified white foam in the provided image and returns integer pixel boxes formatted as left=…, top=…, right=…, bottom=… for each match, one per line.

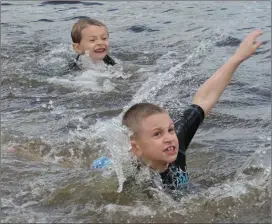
left=47, top=55, right=130, bottom=93
left=68, top=37, right=222, bottom=193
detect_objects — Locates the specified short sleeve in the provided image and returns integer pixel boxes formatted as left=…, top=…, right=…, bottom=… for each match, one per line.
left=174, top=104, right=204, bottom=152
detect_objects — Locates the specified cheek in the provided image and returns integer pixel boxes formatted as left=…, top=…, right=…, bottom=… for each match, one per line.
left=139, top=139, right=155, bottom=153
left=79, top=41, right=95, bottom=51
left=105, top=41, right=109, bottom=48
left=88, top=43, right=96, bottom=49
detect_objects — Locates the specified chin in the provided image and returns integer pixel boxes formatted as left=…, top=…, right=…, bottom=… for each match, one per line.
left=96, top=54, right=107, bottom=60
left=166, top=156, right=177, bottom=164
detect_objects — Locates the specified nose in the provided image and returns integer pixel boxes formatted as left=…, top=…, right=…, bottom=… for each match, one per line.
left=163, top=132, right=174, bottom=143
left=97, top=38, right=105, bottom=45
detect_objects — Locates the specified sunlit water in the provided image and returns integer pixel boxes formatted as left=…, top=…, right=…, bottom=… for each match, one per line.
left=1, top=1, right=271, bottom=223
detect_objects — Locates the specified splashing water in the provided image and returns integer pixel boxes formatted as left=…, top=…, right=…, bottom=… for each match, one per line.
left=70, top=32, right=230, bottom=192
left=46, top=52, right=130, bottom=93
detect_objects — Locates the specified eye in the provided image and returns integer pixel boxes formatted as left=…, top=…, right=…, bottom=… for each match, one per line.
left=102, top=37, right=108, bottom=40
left=153, top=131, right=161, bottom=137
left=89, top=39, right=95, bottom=42
left=169, top=127, right=175, bottom=133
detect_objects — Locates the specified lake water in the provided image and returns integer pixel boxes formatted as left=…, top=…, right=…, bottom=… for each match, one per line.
left=1, top=1, right=271, bottom=223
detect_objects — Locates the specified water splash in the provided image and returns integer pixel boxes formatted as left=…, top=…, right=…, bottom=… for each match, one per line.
left=70, top=34, right=224, bottom=192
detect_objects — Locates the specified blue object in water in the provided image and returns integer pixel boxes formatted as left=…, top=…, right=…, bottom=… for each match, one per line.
left=90, top=156, right=112, bottom=169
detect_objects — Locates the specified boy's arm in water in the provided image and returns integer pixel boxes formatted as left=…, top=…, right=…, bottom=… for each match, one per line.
left=192, top=30, right=263, bottom=117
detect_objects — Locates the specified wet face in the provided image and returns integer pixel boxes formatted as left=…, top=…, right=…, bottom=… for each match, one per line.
left=73, top=25, right=109, bottom=61
left=131, top=113, right=179, bottom=172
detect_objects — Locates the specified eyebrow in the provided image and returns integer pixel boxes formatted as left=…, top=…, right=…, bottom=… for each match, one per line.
left=150, top=122, right=174, bottom=132
left=151, top=127, right=162, bottom=132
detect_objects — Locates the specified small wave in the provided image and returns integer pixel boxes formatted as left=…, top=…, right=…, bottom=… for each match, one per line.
left=40, top=1, right=81, bottom=6
left=107, top=8, right=118, bottom=12
left=202, top=27, right=210, bottom=32
left=127, top=25, right=159, bottom=33
left=2, top=133, right=108, bottom=168
left=84, top=108, right=123, bottom=120
left=254, top=49, right=270, bottom=55
left=162, top=9, right=175, bottom=13
left=215, top=36, right=242, bottom=47
left=185, top=26, right=204, bottom=32
left=1, top=3, right=13, bottom=6
left=244, top=86, right=271, bottom=99
left=62, top=15, right=91, bottom=21
left=48, top=76, right=116, bottom=93
left=34, top=19, right=55, bottom=23
left=82, top=2, right=104, bottom=6
left=126, top=25, right=146, bottom=33
left=260, top=40, right=270, bottom=46
left=237, top=27, right=256, bottom=31
left=58, top=6, right=77, bottom=11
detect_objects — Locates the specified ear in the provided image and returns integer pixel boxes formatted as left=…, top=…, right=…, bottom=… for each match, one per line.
left=72, top=43, right=83, bottom=54
left=130, top=139, right=142, bottom=158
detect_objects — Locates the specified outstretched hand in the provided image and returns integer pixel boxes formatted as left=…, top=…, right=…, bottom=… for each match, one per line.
left=233, top=30, right=263, bottom=63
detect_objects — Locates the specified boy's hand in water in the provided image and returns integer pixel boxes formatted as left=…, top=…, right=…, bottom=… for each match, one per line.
left=233, top=30, right=263, bottom=63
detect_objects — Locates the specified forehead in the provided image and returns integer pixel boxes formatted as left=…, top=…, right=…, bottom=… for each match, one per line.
left=81, top=25, right=108, bottom=36
left=140, top=113, right=173, bottom=131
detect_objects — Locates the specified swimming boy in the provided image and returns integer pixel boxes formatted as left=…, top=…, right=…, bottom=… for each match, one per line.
left=122, top=30, right=263, bottom=191
left=70, top=17, right=116, bottom=70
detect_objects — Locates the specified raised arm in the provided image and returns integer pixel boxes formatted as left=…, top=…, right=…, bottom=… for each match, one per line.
left=192, top=30, right=263, bottom=117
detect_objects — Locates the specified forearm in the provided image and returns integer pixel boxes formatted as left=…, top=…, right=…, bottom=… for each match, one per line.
left=192, top=55, right=243, bottom=116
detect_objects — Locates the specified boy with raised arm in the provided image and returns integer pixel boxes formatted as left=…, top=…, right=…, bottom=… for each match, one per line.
left=122, top=30, right=263, bottom=190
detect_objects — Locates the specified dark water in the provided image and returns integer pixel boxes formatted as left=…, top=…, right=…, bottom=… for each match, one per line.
left=1, top=1, right=271, bottom=223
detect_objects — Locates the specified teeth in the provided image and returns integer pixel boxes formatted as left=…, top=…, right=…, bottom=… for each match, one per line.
left=166, top=147, right=174, bottom=151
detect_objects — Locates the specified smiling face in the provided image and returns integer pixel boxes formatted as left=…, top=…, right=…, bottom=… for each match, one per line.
left=73, top=24, right=109, bottom=61
left=131, top=112, right=179, bottom=172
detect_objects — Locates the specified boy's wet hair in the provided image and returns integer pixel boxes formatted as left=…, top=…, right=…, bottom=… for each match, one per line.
left=122, top=103, right=167, bottom=138
left=71, top=17, right=107, bottom=43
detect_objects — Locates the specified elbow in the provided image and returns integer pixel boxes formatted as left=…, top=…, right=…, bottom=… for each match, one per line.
left=192, top=94, right=217, bottom=117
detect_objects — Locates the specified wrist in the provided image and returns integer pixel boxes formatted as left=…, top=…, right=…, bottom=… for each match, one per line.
left=229, top=54, right=244, bottom=65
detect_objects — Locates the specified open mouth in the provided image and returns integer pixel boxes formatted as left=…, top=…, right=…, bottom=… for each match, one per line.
left=164, top=146, right=176, bottom=155
left=94, top=48, right=106, bottom=53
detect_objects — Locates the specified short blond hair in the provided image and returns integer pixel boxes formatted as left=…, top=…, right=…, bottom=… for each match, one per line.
left=71, top=17, right=107, bottom=43
left=122, top=103, right=167, bottom=138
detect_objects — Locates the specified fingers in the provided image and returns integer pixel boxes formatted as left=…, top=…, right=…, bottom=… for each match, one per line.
left=253, top=41, right=262, bottom=49
left=251, top=30, right=263, bottom=49
left=248, top=30, right=263, bottom=42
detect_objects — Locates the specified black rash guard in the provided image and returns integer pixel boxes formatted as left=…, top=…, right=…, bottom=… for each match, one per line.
left=69, top=54, right=116, bottom=70
left=159, top=104, right=205, bottom=190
